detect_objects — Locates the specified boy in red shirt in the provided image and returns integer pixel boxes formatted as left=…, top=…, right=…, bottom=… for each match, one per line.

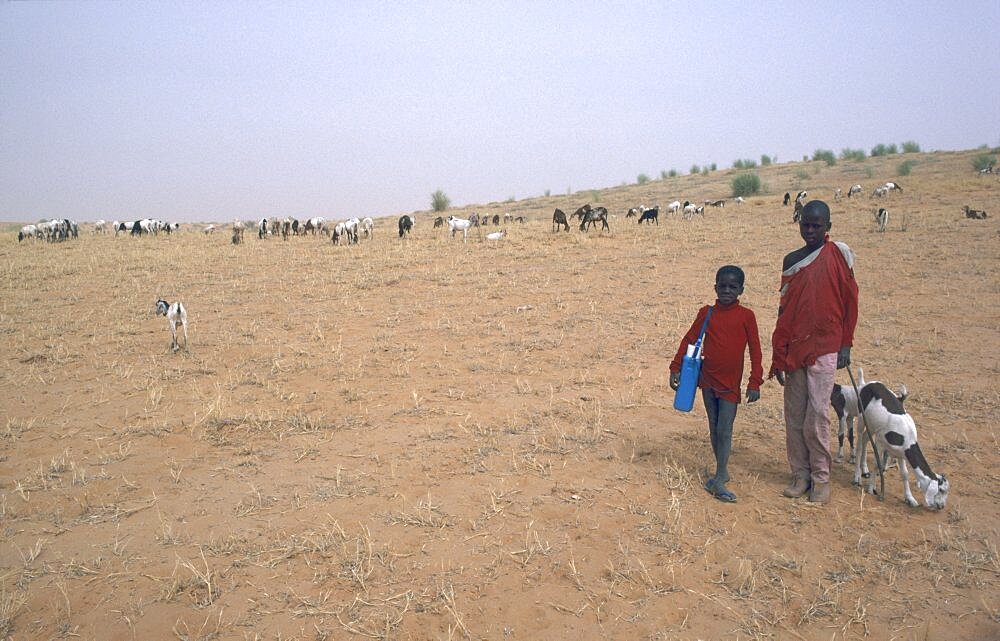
left=770, top=200, right=859, bottom=504
left=670, top=265, right=764, bottom=503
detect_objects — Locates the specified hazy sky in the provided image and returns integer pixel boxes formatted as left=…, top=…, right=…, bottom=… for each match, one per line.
left=2, top=2, right=998, bottom=223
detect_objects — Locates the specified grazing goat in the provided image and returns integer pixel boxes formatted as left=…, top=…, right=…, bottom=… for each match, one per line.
left=637, top=206, right=659, bottom=225
left=852, top=371, right=949, bottom=509
left=978, top=163, right=994, bottom=175
left=486, top=229, right=506, bottom=241
left=783, top=192, right=791, bottom=206
left=874, top=207, right=888, bottom=232
left=733, top=197, right=744, bottom=206
left=491, top=214, right=500, bottom=225
left=433, top=216, right=444, bottom=228
left=552, top=208, right=569, bottom=232
left=468, top=213, right=480, bottom=227
left=834, top=188, right=842, bottom=201
left=398, top=215, right=413, bottom=237
left=793, top=199, right=804, bottom=223
left=18, top=224, right=39, bottom=242
left=203, top=224, right=216, bottom=234
left=962, top=205, right=988, bottom=219
left=667, top=200, right=681, bottom=215
left=93, top=219, right=107, bottom=234
left=579, top=206, right=609, bottom=232
left=884, top=181, right=902, bottom=193
left=708, top=199, right=726, bottom=208
left=258, top=218, right=268, bottom=239
left=447, top=215, right=472, bottom=242
left=514, top=216, right=524, bottom=223
left=626, top=207, right=639, bottom=218
left=155, top=299, right=188, bottom=352
left=848, top=184, right=863, bottom=198
left=304, top=217, right=325, bottom=235
left=361, top=217, right=374, bottom=239
left=571, top=204, right=592, bottom=220
left=683, top=202, right=699, bottom=219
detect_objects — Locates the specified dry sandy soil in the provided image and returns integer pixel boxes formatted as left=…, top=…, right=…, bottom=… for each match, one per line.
left=1, top=150, right=998, bottom=641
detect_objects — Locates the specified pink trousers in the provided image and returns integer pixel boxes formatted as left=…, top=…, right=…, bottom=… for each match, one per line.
left=783, top=352, right=837, bottom=484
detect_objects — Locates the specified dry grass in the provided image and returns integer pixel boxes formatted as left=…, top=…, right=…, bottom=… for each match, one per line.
left=0, top=149, right=998, bottom=640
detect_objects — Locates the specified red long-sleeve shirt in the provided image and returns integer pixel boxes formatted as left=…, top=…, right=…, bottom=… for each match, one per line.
left=669, top=300, right=764, bottom=404
left=770, top=238, right=859, bottom=374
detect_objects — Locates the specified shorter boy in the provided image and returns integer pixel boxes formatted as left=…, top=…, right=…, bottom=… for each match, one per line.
left=670, top=265, right=764, bottom=503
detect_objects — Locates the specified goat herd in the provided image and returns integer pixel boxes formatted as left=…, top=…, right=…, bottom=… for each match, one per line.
left=14, top=178, right=991, bottom=246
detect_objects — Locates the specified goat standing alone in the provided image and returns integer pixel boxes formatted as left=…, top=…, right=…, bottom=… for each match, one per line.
left=155, top=299, right=188, bottom=352
left=874, top=207, right=889, bottom=232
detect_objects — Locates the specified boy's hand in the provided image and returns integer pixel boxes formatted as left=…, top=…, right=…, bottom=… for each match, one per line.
left=669, top=372, right=680, bottom=390
left=746, top=389, right=760, bottom=403
left=836, top=346, right=851, bottom=369
left=773, top=370, right=786, bottom=386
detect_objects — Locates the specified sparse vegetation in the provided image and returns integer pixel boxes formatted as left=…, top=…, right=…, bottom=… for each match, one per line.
left=731, top=172, right=761, bottom=197
left=590, top=190, right=601, bottom=202
left=431, top=190, right=450, bottom=212
left=690, top=164, right=700, bottom=175
left=636, top=173, right=650, bottom=185
left=871, top=143, right=899, bottom=157
left=760, top=154, right=772, bottom=166
left=901, top=140, right=921, bottom=153
left=795, top=168, right=810, bottom=180
left=897, top=159, right=917, bottom=176
left=971, top=153, right=996, bottom=172
left=840, top=148, right=866, bottom=162
left=812, top=149, right=836, bottom=166
left=733, top=159, right=757, bottom=169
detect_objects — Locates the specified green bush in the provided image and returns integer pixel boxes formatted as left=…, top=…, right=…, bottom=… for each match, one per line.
left=701, top=166, right=710, bottom=176
left=709, top=163, right=717, bottom=171
left=839, top=148, right=866, bottom=161
left=690, top=164, right=700, bottom=175
left=795, top=168, right=810, bottom=180
left=871, top=143, right=898, bottom=157
left=544, top=189, right=551, bottom=197
left=733, top=159, right=757, bottom=169
left=901, top=141, right=921, bottom=153
left=731, top=172, right=761, bottom=197
left=897, top=159, right=916, bottom=176
left=864, top=165, right=875, bottom=178
left=590, top=190, right=601, bottom=202
left=971, top=153, right=996, bottom=172
left=760, top=154, right=772, bottom=166
left=812, top=149, right=836, bottom=166
left=431, top=190, right=450, bottom=212
left=637, top=173, right=650, bottom=185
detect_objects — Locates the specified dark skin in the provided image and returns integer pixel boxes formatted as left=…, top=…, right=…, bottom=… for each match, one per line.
left=670, top=272, right=760, bottom=403
left=772, top=208, right=851, bottom=386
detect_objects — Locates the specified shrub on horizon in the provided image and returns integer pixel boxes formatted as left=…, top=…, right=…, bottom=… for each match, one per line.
left=901, top=141, right=921, bottom=153
left=731, top=172, right=761, bottom=197
left=813, top=149, right=836, bottom=166
left=637, top=173, right=650, bottom=185
left=871, top=143, right=899, bottom=157
left=760, top=154, right=772, bottom=166
left=840, top=148, right=866, bottom=162
left=431, top=190, right=450, bottom=212
left=971, top=153, right=996, bottom=172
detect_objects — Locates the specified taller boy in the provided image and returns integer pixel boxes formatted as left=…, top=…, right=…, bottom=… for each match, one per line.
left=771, top=201, right=859, bottom=504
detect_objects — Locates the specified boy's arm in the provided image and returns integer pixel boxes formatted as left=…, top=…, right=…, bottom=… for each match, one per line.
left=668, top=306, right=707, bottom=373
left=837, top=262, right=860, bottom=369
left=745, top=310, right=765, bottom=391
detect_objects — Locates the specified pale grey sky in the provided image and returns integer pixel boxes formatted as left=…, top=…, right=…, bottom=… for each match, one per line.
left=2, top=1, right=998, bottom=223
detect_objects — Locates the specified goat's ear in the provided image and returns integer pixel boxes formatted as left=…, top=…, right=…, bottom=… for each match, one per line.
left=896, top=384, right=908, bottom=402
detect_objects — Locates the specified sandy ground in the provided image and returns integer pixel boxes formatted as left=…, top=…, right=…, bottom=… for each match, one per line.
left=1, top=150, right=998, bottom=641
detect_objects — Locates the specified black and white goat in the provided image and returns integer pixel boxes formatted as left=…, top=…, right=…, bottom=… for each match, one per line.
left=962, top=205, right=988, bottom=219
left=874, top=207, right=888, bottom=232
left=155, top=299, right=188, bottom=352
left=852, top=372, right=949, bottom=509
left=847, top=184, right=863, bottom=198
left=830, top=382, right=861, bottom=463
left=398, top=215, right=413, bottom=237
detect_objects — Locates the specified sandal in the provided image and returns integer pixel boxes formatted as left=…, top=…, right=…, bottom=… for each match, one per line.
left=713, top=488, right=737, bottom=503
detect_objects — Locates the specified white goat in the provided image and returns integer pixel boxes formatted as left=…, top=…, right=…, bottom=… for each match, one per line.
left=486, top=229, right=506, bottom=241
left=848, top=184, right=863, bottom=198
left=361, top=217, right=374, bottom=239
left=447, top=215, right=472, bottom=242
left=203, top=224, right=216, bottom=234
left=667, top=201, right=681, bottom=215
left=852, top=372, right=948, bottom=509
left=155, top=299, right=188, bottom=352
left=93, top=220, right=107, bottom=234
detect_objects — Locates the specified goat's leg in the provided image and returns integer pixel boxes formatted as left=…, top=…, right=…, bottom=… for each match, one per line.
left=181, top=320, right=189, bottom=349
left=847, top=416, right=856, bottom=463
left=169, top=323, right=178, bottom=352
left=835, top=415, right=847, bottom=463
left=853, top=428, right=870, bottom=490
left=898, top=458, right=919, bottom=507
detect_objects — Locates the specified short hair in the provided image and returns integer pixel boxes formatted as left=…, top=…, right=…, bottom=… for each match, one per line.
left=716, top=265, right=745, bottom=287
left=801, top=200, right=831, bottom=222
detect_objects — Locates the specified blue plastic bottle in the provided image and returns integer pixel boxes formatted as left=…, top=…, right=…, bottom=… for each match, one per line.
left=673, top=342, right=703, bottom=412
